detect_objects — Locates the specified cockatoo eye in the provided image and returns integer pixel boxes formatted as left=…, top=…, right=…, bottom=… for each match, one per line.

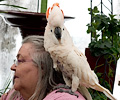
left=51, top=30, right=52, bottom=32
left=63, top=28, right=64, bottom=30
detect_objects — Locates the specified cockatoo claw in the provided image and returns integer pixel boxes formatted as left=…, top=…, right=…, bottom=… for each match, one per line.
left=53, top=84, right=70, bottom=90
left=56, top=89, right=79, bottom=98
left=53, top=84, right=78, bottom=98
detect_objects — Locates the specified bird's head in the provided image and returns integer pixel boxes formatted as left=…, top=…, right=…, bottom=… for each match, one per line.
left=45, top=3, right=65, bottom=44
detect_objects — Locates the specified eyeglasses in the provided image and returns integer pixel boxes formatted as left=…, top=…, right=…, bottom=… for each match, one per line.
left=14, top=59, right=33, bottom=66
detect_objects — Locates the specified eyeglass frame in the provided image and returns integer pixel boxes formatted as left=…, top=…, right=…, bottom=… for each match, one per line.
left=14, top=59, right=33, bottom=66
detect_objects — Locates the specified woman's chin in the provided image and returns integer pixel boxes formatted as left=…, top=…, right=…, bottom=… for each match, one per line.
left=13, top=81, right=20, bottom=91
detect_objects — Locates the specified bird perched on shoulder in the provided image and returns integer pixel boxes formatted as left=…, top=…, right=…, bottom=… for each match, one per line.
left=44, top=3, right=117, bottom=100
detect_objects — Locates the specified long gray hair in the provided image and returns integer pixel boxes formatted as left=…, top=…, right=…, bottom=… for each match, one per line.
left=22, top=35, right=56, bottom=100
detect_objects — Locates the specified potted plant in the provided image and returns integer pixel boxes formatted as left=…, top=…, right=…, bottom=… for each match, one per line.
left=86, top=6, right=120, bottom=99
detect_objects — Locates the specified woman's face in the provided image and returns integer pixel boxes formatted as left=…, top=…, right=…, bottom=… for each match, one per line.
left=11, top=43, right=38, bottom=94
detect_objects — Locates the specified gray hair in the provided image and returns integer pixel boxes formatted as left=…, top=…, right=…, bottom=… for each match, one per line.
left=10, top=35, right=64, bottom=100
left=22, top=35, right=56, bottom=100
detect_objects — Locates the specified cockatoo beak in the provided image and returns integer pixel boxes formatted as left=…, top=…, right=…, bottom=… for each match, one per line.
left=54, top=27, right=61, bottom=41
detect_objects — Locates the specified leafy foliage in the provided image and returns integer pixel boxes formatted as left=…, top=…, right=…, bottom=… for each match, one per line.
left=87, top=6, right=120, bottom=60
left=86, top=6, right=118, bottom=99
left=0, top=77, right=12, bottom=97
left=89, top=88, right=107, bottom=100
left=89, top=70, right=113, bottom=100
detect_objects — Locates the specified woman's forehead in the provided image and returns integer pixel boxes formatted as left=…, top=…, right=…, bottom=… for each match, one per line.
left=17, top=43, right=34, bottom=59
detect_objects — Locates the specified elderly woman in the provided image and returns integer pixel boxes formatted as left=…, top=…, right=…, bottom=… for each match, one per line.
left=0, top=35, right=86, bottom=100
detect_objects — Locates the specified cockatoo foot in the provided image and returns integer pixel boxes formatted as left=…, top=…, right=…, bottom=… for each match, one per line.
left=53, top=84, right=70, bottom=90
left=56, top=89, right=79, bottom=98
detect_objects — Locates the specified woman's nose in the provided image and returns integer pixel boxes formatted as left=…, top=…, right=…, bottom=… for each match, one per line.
left=11, top=64, right=16, bottom=71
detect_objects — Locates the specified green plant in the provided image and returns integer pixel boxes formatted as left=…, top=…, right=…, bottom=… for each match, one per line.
left=86, top=6, right=119, bottom=100
left=40, top=0, right=48, bottom=13
left=88, top=67, right=113, bottom=100
left=0, top=0, right=27, bottom=9
left=86, top=6, right=119, bottom=82
left=0, top=76, right=12, bottom=97
left=87, top=6, right=120, bottom=60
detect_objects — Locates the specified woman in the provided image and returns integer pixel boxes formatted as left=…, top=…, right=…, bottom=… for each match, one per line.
left=0, top=35, right=86, bottom=100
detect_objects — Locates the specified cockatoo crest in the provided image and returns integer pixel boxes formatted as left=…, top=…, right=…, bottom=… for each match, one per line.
left=46, top=3, right=64, bottom=27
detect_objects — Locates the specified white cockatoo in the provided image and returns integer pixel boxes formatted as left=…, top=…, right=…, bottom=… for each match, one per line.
left=44, top=3, right=117, bottom=100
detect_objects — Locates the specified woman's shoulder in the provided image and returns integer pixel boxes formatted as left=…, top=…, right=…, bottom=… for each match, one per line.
left=43, top=88, right=86, bottom=100
left=0, top=88, right=23, bottom=100
left=0, top=88, right=15, bottom=100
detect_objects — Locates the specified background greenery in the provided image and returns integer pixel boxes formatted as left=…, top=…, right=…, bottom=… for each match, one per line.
left=87, top=6, right=120, bottom=61
left=87, top=6, right=119, bottom=100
